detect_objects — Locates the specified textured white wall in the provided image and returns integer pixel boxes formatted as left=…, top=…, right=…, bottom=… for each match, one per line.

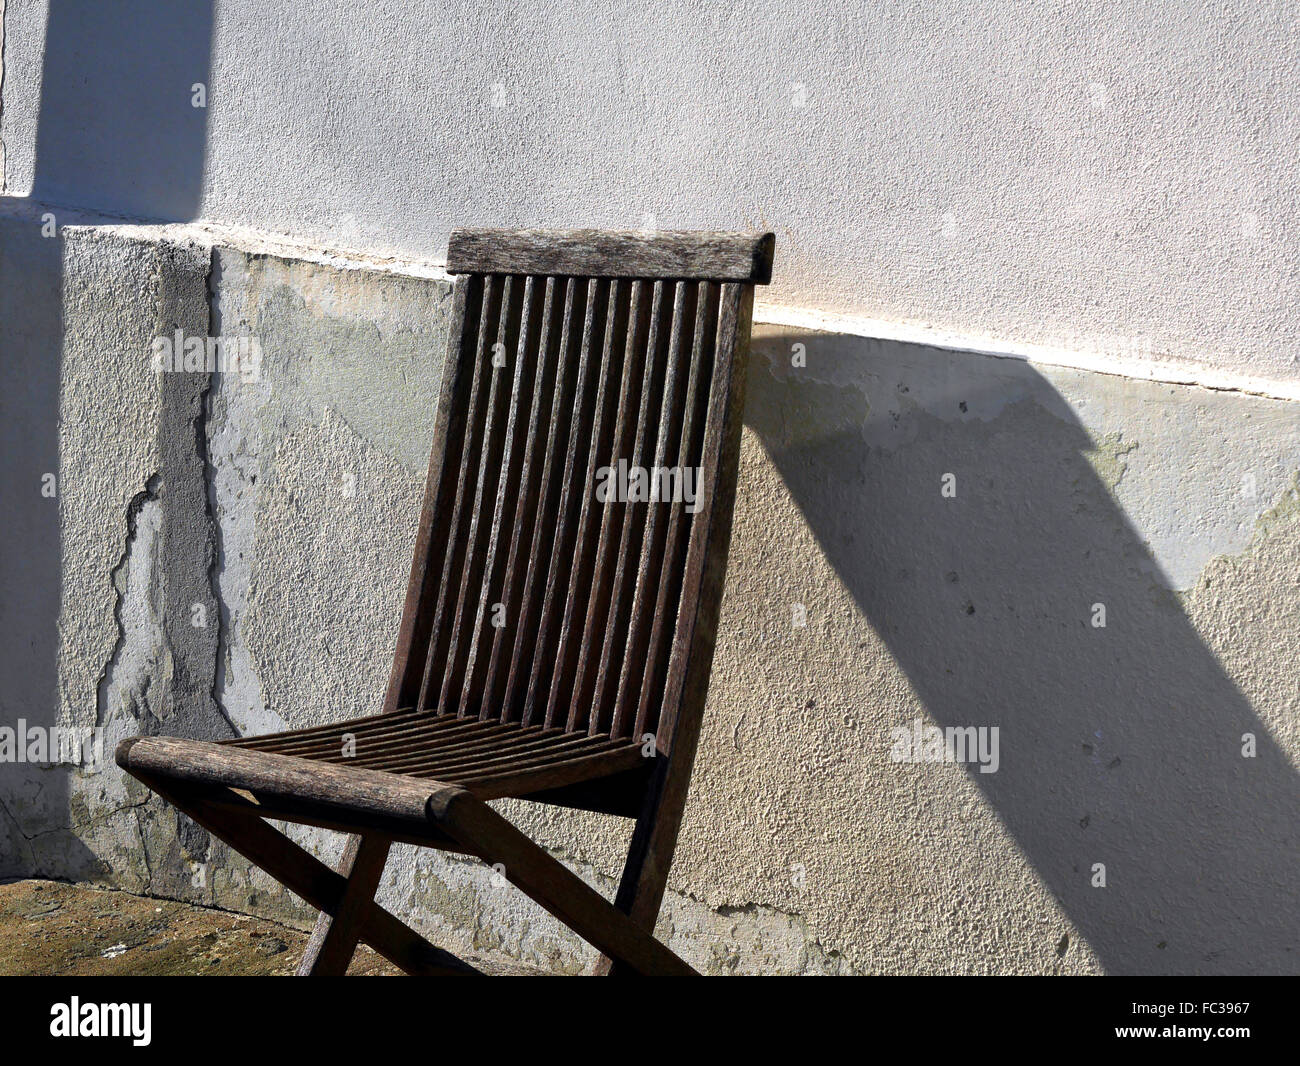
left=3, top=0, right=1298, bottom=383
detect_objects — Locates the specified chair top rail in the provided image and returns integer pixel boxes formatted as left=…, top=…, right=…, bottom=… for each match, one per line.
left=446, top=228, right=775, bottom=284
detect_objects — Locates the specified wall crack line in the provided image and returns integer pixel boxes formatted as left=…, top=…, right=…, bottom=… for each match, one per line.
left=94, top=473, right=162, bottom=730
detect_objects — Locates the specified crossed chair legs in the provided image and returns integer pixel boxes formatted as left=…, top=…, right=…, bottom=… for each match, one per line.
left=123, top=751, right=697, bottom=976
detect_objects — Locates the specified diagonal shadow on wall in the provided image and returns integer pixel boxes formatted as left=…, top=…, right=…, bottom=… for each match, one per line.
left=744, top=328, right=1299, bottom=975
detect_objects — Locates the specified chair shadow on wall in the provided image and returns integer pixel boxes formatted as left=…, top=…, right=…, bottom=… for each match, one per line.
left=744, top=329, right=1299, bottom=976
left=0, top=0, right=212, bottom=878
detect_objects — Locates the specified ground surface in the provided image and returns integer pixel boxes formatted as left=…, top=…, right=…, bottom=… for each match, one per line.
left=0, top=879, right=531, bottom=976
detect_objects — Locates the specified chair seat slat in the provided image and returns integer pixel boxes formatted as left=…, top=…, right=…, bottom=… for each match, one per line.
left=339, top=730, right=587, bottom=775
left=238, top=715, right=492, bottom=757
left=282, top=723, right=560, bottom=766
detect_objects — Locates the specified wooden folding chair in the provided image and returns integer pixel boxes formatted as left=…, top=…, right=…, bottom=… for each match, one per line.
left=117, top=228, right=775, bottom=976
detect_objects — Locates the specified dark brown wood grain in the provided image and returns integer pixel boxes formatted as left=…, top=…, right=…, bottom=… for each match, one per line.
left=605, top=280, right=695, bottom=738
left=498, top=277, right=587, bottom=721
left=416, top=275, right=502, bottom=714
left=481, top=277, right=562, bottom=717
left=461, top=276, right=542, bottom=716
left=297, top=835, right=392, bottom=975
left=119, top=735, right=459, bottom=833
left=567, top=279, right=653, bottom=732
left=383, top=274, right=478, bottom=714
left=630, top=281, right=717, bottom=741
left=523, top=278, right=608, bottom=724
left=439, top=275, right=522, bottom=717
left=545, top=279, right=628, bottom=728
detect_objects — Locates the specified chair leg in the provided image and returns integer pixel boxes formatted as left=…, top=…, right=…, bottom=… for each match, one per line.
left=136, top=773, right=481, bottom=975
left=297, top=835, right=392, bottom=975
left=428, top=786, right=698, bottom=976
left=596, top=761, right=687, bottom=976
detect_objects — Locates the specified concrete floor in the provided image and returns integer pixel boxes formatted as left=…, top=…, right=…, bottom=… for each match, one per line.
left=0, top=879, right=533, bottom=975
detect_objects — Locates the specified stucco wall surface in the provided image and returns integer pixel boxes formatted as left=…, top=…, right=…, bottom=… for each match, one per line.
left=2, top=1, right=1299, bottom=385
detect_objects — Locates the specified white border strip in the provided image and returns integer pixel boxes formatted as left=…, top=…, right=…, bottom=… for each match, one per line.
left=28, top=198, right=1298, bottom=402
left=755, top=302, right=1300, bottom=403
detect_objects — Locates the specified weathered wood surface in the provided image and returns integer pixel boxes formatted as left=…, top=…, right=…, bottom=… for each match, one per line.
left=297, top=835, right=392, bottom=975
left=131, top=723, right=646, bottom=806
left=384, top=274, right=477, bottom=715
left=430, top=788, right=698, bottom=975
left=135, top=770, right=481, bottom=976
left=447, top=228, right=775, bottom=283
left=119, top=735, right=454, bottom=836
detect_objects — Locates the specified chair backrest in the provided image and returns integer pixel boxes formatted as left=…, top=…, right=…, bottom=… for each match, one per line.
left=383, top=229, right=774, bottom=758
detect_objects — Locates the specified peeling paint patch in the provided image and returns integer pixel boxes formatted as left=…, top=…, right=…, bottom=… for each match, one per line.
left=1083, top=432, right=1139, bottom=490
left=1254, top=472, right=1300, bottom=536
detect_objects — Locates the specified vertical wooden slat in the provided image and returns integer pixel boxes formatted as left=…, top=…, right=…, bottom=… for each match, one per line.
left=384, top=274, right=479, bottom=714
left=500, top=279, right=588, bottom=721
left=589, top=281, right=690, bottom=735
left=544, top=280, right=630, bottom=729
left=523, top=279, right=609, bottom=725
left=438, top=276, right=523, bottom=717
left=415, top=275, right=502, bottom=714
left=649, top=282, right=749, bottom=750
left=632, top=281, right=720, bottom=742
left=462, top=276, right=544, bottom=718
left=409, top=257, right=753, bottom=750
left=566, top=281, right=656, bottom=733
left=481, top=277, right=564, bottom=721
left=607, top=280, right=699, bottom=738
